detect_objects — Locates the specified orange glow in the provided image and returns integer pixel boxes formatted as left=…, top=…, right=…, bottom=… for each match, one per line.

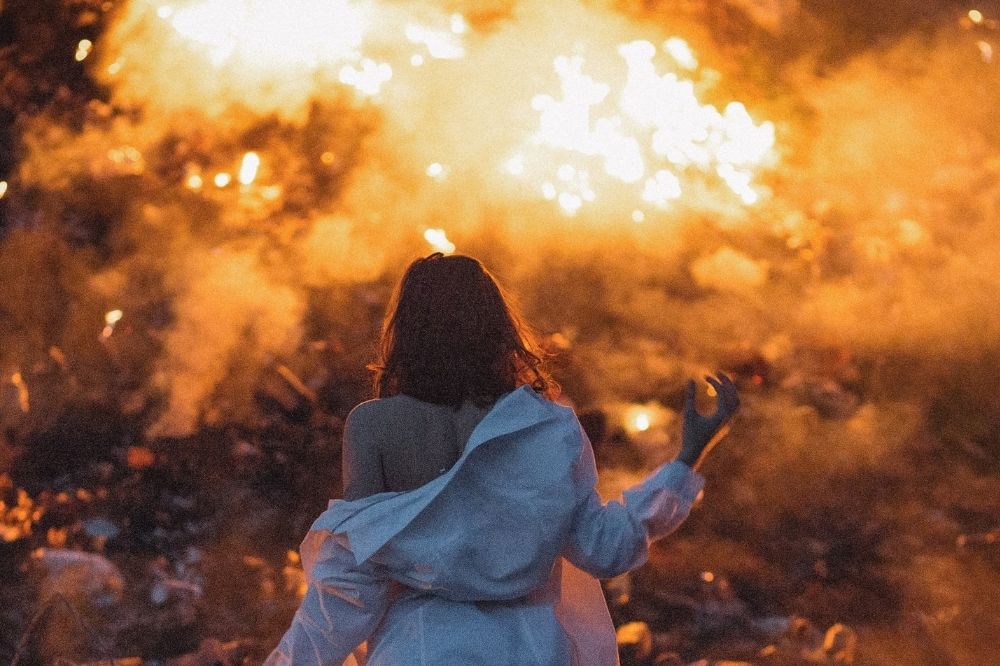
left=423, top=228, right=456, bottom=254
left=10, top=372, right=29, bottom=413
left=75, top=39, right=94, bottom=62
left=514, top=38, right=775, bottom=216
left=623, top=404, right=666, bottom=435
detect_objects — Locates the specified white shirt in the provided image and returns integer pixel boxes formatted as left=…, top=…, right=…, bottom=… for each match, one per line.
left=266, top=385, right=704, bottom=665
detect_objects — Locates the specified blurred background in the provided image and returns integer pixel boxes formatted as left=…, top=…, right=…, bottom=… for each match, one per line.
left=0, top=0, right=998, bottom=663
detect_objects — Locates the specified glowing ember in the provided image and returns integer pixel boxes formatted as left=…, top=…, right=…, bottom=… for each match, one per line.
left=75, top=39, right=94, bottom=62
left=10, top=372, right=29, bottom=413
left=969, top=9, right=984, bottom=24
left=623, top=404, right=666, bottom=435
left=425, top=162, right=449, bottom=182
left=0, top=181, right=7, bottom=199
left=424, top=228, right=456, bottom=254
left=977, top=40, right=993, bottom=63
left=102, top=309, right=124, bottom=339
left=238, top=151, right=261, bottom=186
left=214, top=172, right=232, bottom=188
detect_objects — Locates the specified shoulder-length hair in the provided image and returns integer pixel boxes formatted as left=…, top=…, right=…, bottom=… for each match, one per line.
left=369, top=253, right=556, bottom=407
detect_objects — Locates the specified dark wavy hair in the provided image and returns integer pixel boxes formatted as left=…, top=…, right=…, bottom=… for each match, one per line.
left=369, top=253, right=556, bottom=408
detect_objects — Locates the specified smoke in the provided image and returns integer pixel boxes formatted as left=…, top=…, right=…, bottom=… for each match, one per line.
left=3, top=0, right=1000, bottom=660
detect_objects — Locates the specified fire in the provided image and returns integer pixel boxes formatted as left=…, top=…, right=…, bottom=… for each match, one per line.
left=632, top=410, right=651, bottom=432
left=62, top=0, right=781, bottom=436
left=100, top=0, right=774, bottom=219
left=516, top=39, right=776, bottom=216
left=75, top=39, right=94, bottom=62
left=162, top=0, right=368, bottom=69
left=102, top=309, right=124, bottom=339
left=10, top=372, right=29, bottom=413
left=623, top=404, right=663, bottom=435
left=423, top=228, right=456, bottom=255
left=238, top=152, right=261, bottom=186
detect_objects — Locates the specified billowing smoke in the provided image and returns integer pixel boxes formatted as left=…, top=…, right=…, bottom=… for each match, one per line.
left=2, top=0, right=999, bottom=659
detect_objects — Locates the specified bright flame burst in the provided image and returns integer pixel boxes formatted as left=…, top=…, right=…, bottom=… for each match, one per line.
left=515, top=39, right=776, bottom=216
left=121, top=0, right=776, bottom=218
left=162, top=0, right=367, bottom=69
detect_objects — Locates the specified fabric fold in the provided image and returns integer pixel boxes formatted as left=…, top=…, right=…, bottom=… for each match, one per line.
left=268, top=387, right=704, bottom=666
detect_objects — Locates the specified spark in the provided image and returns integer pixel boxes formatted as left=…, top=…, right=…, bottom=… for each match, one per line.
left=663, top=37, right=697, bottom=70
left=426, top=162, right=446, bottom=180
left=338, top=59, right=393, bottom=96
left=0, top=181, right=7, bottom=199
left=410, top=53, right=425, bottom=67
left=424, top=228, right=456, bottom=254
left=642, top=170, right=682, bottom=207
left=558, top=192, right=583, bottom=215
left=977, top=40, right=993, bottom=63
left=405, top=24, right=465, bottom=60
left=624, top=404, right=662, bottom=434
left=631, top=209, right=645, bottom=223
left=75, top=39, right=94, bottom=62
left=969, top=9, right=984, bottom=24
left=185, top=173, right=204, bottom=190
left=503, top=154, right=525, bottom=176
left=214, top=172, right=232, bottom=188
left=449, top=13, right=467, bottom=35
left=101, top=309, right=124, bottom=339
left=10, top=372, right=29, bottom=413
left=238, top=151, right=261, bottom=186
left=106, top=146, right=145, bottom=174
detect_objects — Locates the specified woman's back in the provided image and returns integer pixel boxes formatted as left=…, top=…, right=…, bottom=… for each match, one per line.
left=342, top=394, right=493, bottom=500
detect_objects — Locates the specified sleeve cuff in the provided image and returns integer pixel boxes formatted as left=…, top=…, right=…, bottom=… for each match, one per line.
left=654, top=460, right=705, bottom=504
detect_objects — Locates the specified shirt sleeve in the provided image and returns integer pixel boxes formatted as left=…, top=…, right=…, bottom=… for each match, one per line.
left=342, top=403, right=386, bottom=501
left=264, top=533, right=390, bottom=666
left=562, top=424, right=705, bottom=579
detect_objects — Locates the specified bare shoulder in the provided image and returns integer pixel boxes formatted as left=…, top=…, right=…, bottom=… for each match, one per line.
left=344, top=398, right=390, bottom=438
left=344, top=395, right=416, bottom=433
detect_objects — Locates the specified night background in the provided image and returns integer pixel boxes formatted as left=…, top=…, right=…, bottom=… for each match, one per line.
left=1, top=0, right=999, bottom=663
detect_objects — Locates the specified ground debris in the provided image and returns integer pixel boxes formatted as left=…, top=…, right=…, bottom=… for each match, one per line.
left=165, top=638, right=249, bottom=666
left=617, top=620, right=654, bottom=665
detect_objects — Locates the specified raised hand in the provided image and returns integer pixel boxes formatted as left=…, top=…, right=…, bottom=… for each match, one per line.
left=677, top=373, right=740, bottom=470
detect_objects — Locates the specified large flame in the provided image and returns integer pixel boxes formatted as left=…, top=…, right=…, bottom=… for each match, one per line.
left=101, top=0, right=776, bottom=220
left=514, top=39, right=776, bottom=216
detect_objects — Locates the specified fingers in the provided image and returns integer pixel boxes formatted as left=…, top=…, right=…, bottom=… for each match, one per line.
left=703, top=372, right=740, bottom=424
left=716, top=372, right=740, bottom=413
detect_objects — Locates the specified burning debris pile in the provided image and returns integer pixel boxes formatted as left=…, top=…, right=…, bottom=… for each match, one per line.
left=2, top=0, right=1000, bottom=663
